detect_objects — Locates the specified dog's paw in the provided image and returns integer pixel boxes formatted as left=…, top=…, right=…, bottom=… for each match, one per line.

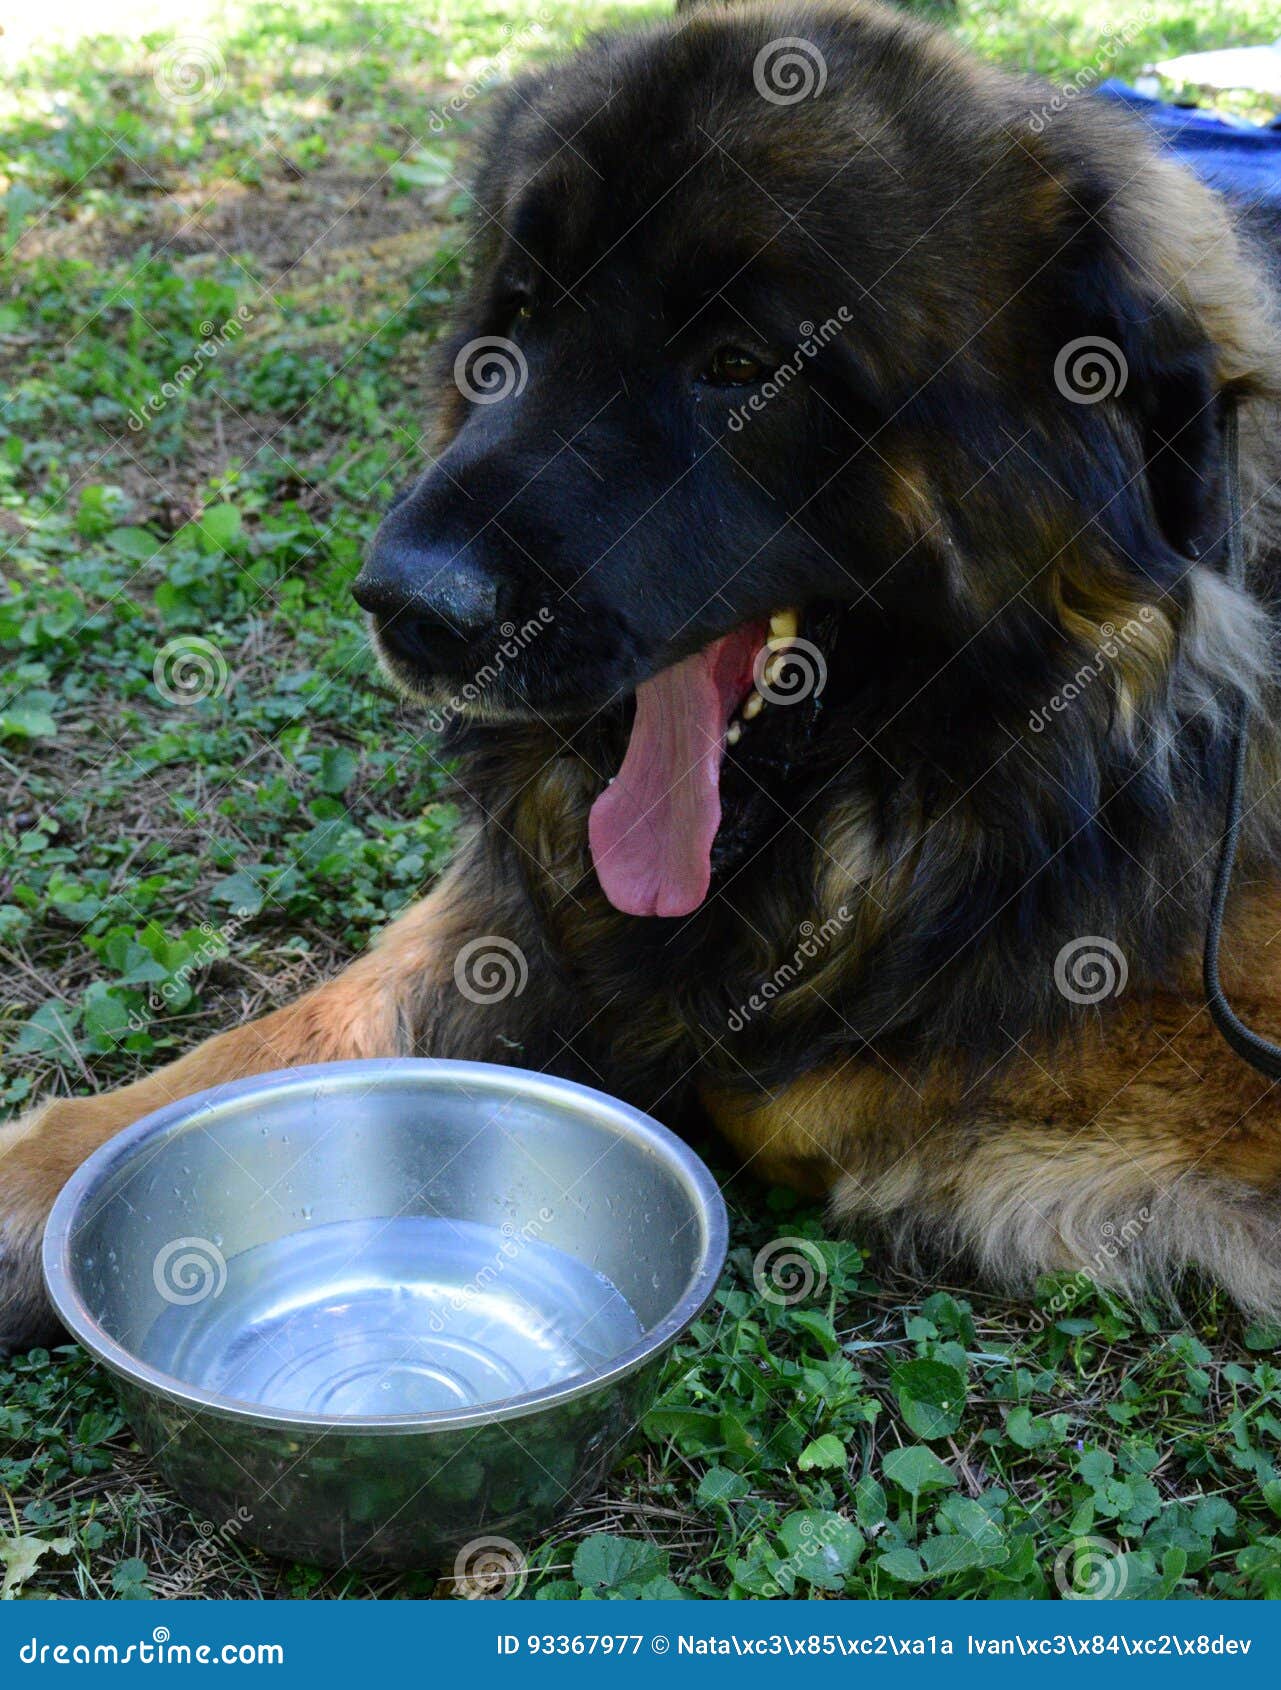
left=0, top=1211, right=61, bottom=1358
left=0, top=1104, right=68, bottom=1358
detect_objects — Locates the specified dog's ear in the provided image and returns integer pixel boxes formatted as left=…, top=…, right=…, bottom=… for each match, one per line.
left=1050, top=200, right=1226, bottom=567
left=1116, top=308, right=1221, bottom=564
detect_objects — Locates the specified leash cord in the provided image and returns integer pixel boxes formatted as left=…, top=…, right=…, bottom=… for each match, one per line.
left=1201, top=404, right=1281, bottom=1078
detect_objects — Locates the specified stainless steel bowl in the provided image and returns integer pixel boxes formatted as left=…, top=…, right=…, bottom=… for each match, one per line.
left=42, top=1059, right=727, bottom=1570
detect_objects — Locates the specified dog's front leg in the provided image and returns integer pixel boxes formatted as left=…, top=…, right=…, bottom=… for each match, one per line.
left=0, top=836, right=551, bottom=1353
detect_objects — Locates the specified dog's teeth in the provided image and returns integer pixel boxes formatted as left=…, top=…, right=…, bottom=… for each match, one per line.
left=726, top=721, right=742, bottom=746
left=769, top=609, right=799, bottom=641
left=742, top=692, right=764, bottom=720
left=763, top=653, right=784, bottom=687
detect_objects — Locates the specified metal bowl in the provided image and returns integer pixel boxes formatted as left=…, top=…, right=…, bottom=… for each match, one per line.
left=42, top=1059, right=727, bottom=1571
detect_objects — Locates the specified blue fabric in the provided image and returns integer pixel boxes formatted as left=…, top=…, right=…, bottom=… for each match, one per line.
left=1096, top=79, right=1281, bottom=209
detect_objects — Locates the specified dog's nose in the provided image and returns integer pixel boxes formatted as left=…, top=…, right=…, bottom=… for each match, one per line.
left=353, top=535, right=500, bottom=657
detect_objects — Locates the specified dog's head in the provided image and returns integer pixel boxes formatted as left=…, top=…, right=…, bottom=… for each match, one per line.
left=356, top=0, right=1272, bottom=918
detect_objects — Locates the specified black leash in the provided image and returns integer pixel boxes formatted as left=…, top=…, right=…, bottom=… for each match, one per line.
left=1201, top=404, right=1281, bottom=1077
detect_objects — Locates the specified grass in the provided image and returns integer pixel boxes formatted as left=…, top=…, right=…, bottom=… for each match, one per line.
left=3, top=0, right=1281, bottom=1600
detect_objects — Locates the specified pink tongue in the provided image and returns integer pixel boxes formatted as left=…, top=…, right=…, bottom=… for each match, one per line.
left=589, top=625, right=763, bottom=918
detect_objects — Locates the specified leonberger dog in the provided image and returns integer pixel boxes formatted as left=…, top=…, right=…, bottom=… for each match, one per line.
left=5, top=0, right=1281, bottom=1351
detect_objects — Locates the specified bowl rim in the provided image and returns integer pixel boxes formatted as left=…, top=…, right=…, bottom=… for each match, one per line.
left=42, top=1058, right=729, bottom=1434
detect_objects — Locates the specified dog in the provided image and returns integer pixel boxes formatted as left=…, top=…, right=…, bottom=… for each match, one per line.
left=5, top=0, right=1281, bottom=1353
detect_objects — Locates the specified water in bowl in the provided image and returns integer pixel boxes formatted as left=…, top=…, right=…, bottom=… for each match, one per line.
left=143, top=1217, right=643, bottom=1417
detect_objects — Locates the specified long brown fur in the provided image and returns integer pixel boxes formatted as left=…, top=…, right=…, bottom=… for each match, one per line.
left=707, top=884, right=1281, bottom=1313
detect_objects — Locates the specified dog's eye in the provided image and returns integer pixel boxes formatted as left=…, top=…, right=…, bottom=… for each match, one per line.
left=501, top=295, right=535, bottom=331
left=703, top=346, right=768, bottom=386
